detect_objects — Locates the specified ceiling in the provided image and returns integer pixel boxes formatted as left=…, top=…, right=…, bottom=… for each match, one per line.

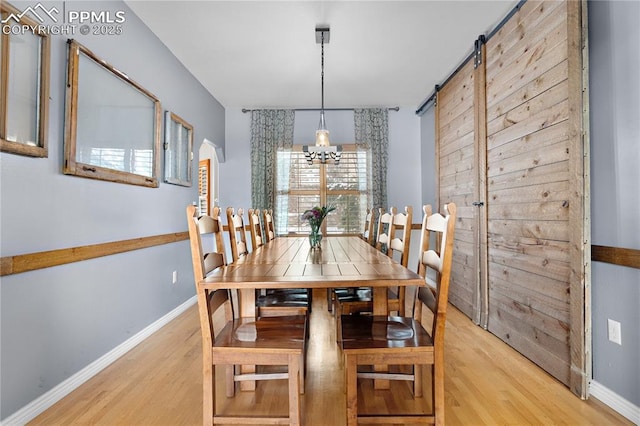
left=125, top=1, right=517, bottom=110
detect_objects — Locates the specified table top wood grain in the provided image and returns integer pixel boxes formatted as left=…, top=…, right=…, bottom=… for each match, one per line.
left=198, top=236, right=424, bottom=317
left=199, top=236, right=423, bottom=288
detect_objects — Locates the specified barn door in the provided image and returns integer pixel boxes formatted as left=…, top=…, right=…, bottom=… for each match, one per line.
left=484, top=0, right=587, bottom=393
left=436, top=59, right=486, bottom=325
left=436, top=0, right=588, bottom=396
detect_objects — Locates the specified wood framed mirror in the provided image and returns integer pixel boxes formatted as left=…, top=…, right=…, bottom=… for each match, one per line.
left=64, top=39, right=161, bottom=187
left=0, top=2, right=50, bottom=157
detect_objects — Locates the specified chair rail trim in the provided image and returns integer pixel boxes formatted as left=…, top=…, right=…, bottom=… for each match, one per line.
left=591, top=245, right=640, bottom=270
left=0, top=232, right=189, bottom=276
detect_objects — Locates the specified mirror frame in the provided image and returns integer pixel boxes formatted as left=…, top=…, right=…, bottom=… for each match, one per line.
left=64, top=39, right=161, bottom=188
left=0, top=2, right=50, bottom=157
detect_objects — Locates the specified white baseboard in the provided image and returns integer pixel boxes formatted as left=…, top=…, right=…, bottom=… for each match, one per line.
left=1, top=296, right=197, bottom=426
left=590, top=380, right=640, bottom=425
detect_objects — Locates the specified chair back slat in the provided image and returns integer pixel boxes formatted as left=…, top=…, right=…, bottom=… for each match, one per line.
left=388, top=206, right=412, bottom=267
left=421, top=250, right=442, bottom=273
left=417, top=285, right=437, bottom=313
left=226, top=207, right=249, bottom=262
left=208, top=288, right=231, bottom=320
left=203, top=252, right=225, bottom=276
left=375, top=208, right=394, bottom=252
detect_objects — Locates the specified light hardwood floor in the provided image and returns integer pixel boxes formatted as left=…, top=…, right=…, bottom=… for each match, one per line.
left=30, top=290, right=632, bottom=425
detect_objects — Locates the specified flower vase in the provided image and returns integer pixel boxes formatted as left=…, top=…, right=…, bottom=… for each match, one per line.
left=309, top=223, right=322, bottom=249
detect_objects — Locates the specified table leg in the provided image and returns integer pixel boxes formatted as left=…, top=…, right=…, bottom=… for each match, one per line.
left=239, top=288, right=257, bottom=391
left=372, top=287, right=390, bottom=389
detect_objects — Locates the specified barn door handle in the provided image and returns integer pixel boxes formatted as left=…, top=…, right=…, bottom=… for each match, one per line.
left=472, top=201, right=484, bottom=207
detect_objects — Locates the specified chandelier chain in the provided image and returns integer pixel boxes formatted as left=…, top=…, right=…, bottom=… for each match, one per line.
left=321, top=31, right=325, bottom=112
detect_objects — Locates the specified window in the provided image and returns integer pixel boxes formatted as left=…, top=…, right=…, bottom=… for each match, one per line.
left=276, top=145, right=370, bottom=235
left=0, top=2, right=50, bottom=157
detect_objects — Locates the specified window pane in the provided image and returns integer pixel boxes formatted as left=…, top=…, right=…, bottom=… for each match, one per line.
left=326, top=150, right=367, bottom=191
left=287, top=151, right=319, bottom=190
left=132, top=148, right=154, bottom=177
left=275, top=150, right=291, bottom=193
left=178, top=125, right=190, bottom=180
left=6, top=30, right=41, bottom=146
left=89, top=147, right=124, bottom=170
left=326, top=194, right=366, bottom=234
left=280, top=195, right=321, bottom=234
left=166, top=119, right=190, bottom=182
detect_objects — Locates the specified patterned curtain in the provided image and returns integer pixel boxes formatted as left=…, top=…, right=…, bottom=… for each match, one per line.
left=354, top=108, right=389, bottom=210
left=250, top=109, right=295, bottom=210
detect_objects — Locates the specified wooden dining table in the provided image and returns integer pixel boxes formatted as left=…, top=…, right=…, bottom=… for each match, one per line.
left=198, top=235, right=424, bottom=318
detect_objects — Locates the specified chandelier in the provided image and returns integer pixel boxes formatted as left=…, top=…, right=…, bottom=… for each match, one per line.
left=303, top=26, right=342, bottom=165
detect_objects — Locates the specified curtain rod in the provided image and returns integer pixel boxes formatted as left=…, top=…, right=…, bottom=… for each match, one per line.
left=241, top=107, right=400, bottom=113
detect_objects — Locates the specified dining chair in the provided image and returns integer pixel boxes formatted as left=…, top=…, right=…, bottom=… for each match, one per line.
left=248, top=209, right=311, bottom=317
left=187, top=205, right=307, bottom=426
left=332, top=207, right=392, bottom=315
left=247, top=208, right=264, bottom=250
left=262, top=208, right=276, bottom=243
left=226, top=206, right=309, bottom=390
left=256, top=289, right=312, bottom=318
left=339, top=203, right=456, bottom=426
left=334, top=206, right=413, bottom=317
left=328, top=207, right=376, bottom=312
left=226, top=207, right=249, bottom=263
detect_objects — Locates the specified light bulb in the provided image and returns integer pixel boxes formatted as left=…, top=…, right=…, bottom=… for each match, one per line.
left=315, top=129, right=330, bottom=147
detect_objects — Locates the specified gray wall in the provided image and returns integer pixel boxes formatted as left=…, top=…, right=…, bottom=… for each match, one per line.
left=588, top=0, right=640, bottom=406
left=0, top=0, right=225, bottom=419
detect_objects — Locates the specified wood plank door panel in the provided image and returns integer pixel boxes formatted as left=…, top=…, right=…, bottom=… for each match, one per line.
left=485, top=0, right=576, bottom=387
left=437, top=59, right=479, bottom=321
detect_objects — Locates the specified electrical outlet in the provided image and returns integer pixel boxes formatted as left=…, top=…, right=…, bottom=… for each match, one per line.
left=172, top=270, right=178, bottom=284
left=607, top=319, right=622, bottom=345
